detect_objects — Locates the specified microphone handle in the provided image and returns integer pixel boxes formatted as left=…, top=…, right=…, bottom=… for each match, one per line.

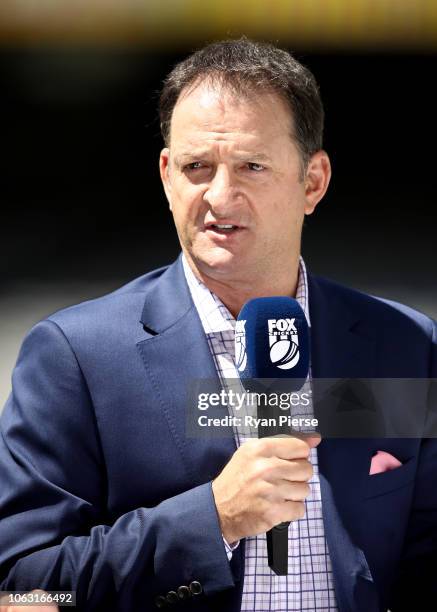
left=267, top=521, right=290, bottom=575
left=260, top=428, right=294, bottom=575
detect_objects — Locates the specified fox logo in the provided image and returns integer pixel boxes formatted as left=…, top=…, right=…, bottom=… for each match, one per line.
left=235, top=319, right=247, bottom=372
left=267, top=318, right=300, bottom=370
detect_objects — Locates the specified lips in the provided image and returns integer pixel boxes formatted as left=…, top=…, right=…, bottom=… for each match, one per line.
left=209, top=224, right=237, bottom=233
left=204, top=221, right=244, bottom=234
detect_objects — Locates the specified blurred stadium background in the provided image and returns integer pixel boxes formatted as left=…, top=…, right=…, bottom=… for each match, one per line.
left=1, top=0, right=436, bottom=407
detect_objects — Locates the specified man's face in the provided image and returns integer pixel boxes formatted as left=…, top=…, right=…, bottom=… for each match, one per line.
left=160, top=80, right=328, bottom=285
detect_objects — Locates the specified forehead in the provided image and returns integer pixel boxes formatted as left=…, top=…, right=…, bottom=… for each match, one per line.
left=168, top=79, right=294, bottom=149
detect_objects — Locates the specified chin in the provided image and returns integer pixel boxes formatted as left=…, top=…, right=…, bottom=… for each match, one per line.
left=194, top=249, right=243, bottom=277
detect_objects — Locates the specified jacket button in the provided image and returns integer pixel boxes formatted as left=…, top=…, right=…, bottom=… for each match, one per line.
left=189, top=581, right=203, bottom=596
left=177, top=586, right=191, bottom=600
left=154, top=595, right=167, bottom=608
left=166, top=591, right=179, bottom=604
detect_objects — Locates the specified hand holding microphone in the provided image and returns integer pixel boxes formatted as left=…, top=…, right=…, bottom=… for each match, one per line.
left=213, top=296, right=320, bottom=574
left=212, top=433, right=320, bottom=544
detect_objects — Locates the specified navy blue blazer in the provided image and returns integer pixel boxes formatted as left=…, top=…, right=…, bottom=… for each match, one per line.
left=0, top=256, right=436, bottom=611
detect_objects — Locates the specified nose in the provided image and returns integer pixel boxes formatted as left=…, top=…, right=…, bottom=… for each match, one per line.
left=203, top=164, right=239, bottom=215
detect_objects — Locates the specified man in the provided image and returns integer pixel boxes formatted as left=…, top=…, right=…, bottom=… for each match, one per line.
left=0, top=39, right=436, bottom=611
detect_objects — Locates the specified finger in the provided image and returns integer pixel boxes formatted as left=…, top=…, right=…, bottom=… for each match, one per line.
left=276, top=481, right=311, bottom=502
left=278, top=500, right=306, bottom=523
left=304, top=434, right=322, bottom=448
left=279, top=432, right=322, bottom=448
left=259, top=436, right=312, bottom=460
left=263, top=457, right=313, bottom=483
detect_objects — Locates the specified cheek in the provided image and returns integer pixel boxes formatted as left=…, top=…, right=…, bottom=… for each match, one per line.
left=263, top=198, right=306, bottom=238
left=172, top=180, right=204, bottom=212
left=170, top=187, right=206, bottom=231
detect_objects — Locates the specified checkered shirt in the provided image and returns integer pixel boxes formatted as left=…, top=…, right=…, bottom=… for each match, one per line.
left=182, top=254, right=338, bottom=611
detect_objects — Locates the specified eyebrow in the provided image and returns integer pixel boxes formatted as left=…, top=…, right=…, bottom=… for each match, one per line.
left=173, top=151, right=272, bottom=166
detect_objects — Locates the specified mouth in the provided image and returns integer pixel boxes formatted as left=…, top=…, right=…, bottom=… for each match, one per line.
left=205, top=223, right=243, bottom=235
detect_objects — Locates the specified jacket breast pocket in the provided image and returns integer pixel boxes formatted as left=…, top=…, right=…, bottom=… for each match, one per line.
left=363, top=457, right=416, bottom=499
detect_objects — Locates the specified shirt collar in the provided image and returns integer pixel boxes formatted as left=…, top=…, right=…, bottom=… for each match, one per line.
left=182, top=253, right=311, bottom=334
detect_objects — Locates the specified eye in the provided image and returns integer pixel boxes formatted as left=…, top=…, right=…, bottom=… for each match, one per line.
left=184, top=161, right=204, bottom=171
left=247, top=162, right=265, bottom=172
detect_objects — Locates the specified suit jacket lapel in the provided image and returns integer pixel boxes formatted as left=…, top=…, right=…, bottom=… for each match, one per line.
left=308, top=274, right=379, bottom=612
left=308, top=274, right=377, bottom=379
left=137, top=256, right=237, bottom=485
left=137, top=258, right=244, bottom=588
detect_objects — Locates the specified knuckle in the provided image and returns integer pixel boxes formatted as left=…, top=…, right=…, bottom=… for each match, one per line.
left=262, top=457, right=280, bottom=479
left=290, top=482, right=310, bottom=501
left=302, top=483, right=311, bottom=498
left=252, top=457, right=268, bottom=479
left=305, top=461, right=314, bottom=480
left=295, top=501, right=306, bottom=519
left=257, top=438, right=272, bottom=456
left=294, top=459, right=313, bottom=481
left=253, top=479, right=272, bottom=500
left=293, top=437, right=310, bottom=456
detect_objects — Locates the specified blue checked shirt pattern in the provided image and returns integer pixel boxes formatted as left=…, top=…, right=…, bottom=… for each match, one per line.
left=182, top=254, right=338, bottom=611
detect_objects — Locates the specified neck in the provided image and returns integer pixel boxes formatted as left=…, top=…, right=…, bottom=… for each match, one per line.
left=184, top=254, right=300, bottom=318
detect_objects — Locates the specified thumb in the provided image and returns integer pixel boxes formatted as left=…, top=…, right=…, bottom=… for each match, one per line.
left=291, top=431, right=321, bottom=448
left=306, top=434, right=322, bottom=448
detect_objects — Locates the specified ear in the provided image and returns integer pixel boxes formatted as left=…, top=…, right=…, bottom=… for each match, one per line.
left=159, top=148, right=172, bottom=210
left=303, top=150, right=331, bottom=215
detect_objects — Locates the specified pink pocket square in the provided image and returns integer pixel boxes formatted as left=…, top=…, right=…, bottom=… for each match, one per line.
left=369, top=450, right=403, bottom=475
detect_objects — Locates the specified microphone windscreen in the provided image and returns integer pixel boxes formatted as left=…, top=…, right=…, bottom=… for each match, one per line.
left=235, top=297, right=309, bottom=383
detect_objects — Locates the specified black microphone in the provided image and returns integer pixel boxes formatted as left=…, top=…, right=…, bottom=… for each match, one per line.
left=235, top=296, right=310, bottom=575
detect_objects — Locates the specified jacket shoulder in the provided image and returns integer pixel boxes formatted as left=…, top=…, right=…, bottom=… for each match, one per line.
left=312, top=275, right=435, bottom=336
left=46, top=264, right=170, bottom=331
